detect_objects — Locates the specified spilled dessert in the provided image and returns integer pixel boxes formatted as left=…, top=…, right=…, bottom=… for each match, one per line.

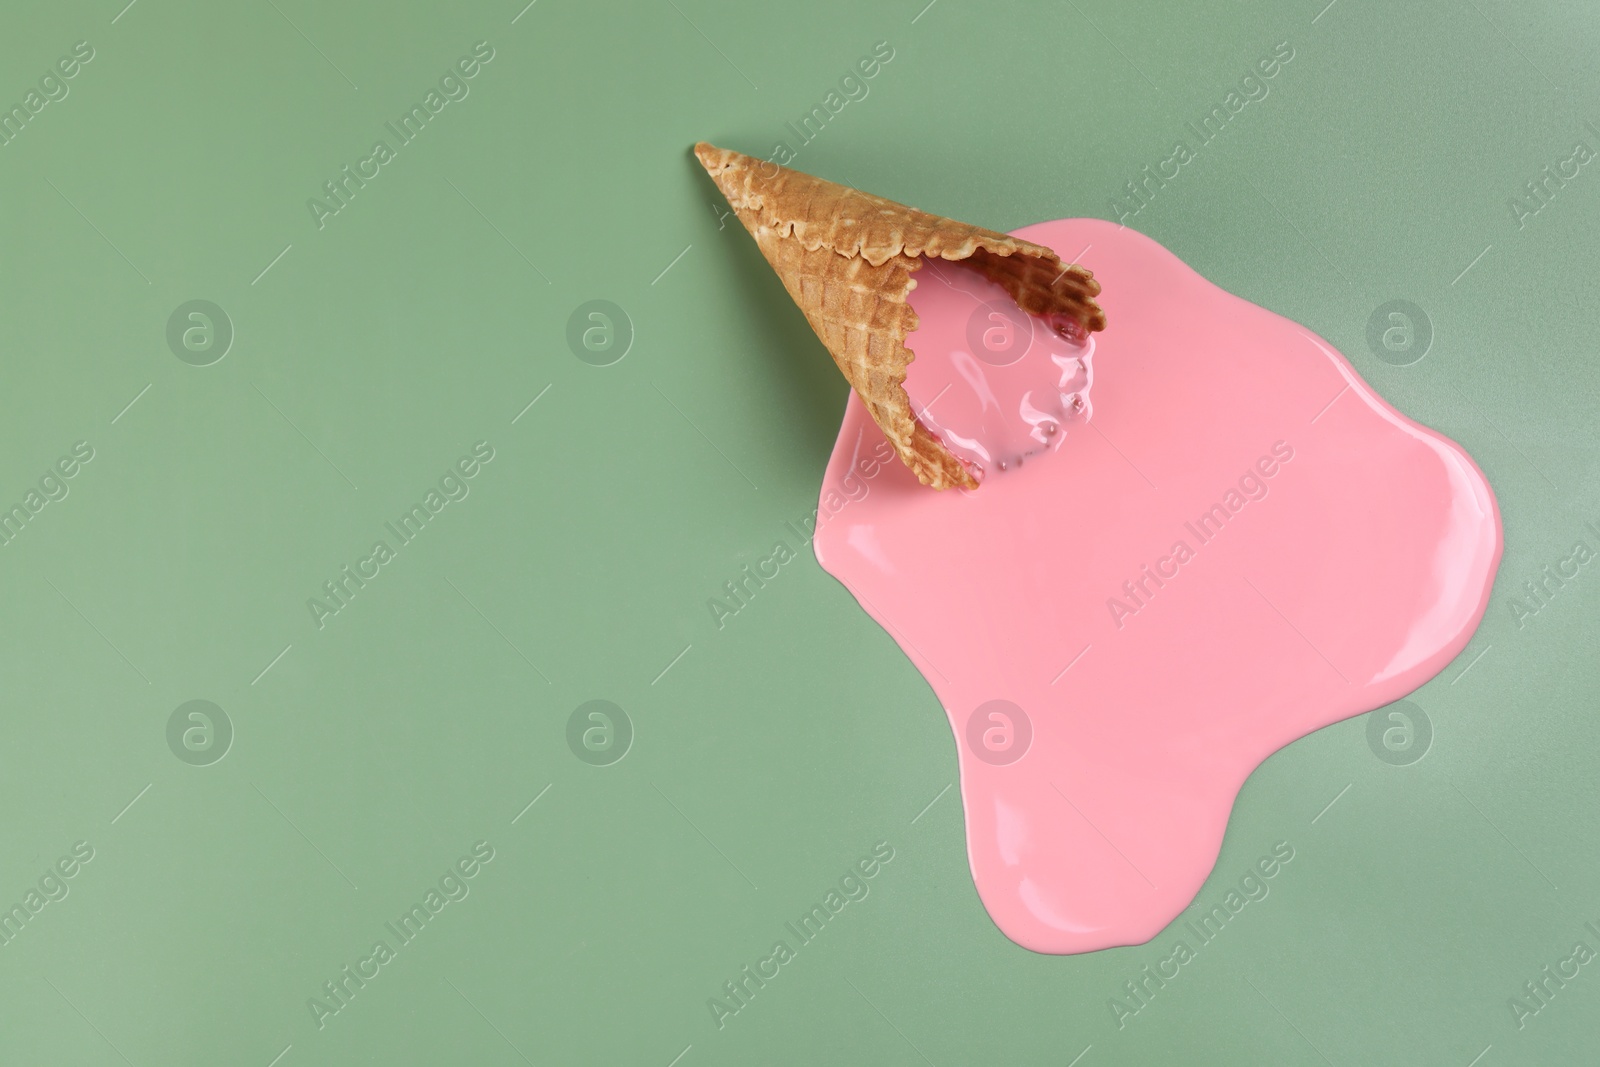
left=693, top=142, right=1104, bottom=490
left=695, top=142, right=1502, bottom=954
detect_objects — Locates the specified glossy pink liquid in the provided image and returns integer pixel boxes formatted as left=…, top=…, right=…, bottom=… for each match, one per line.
left=812, top=218, right=1501, bottom=954
left=906, top=259, right=1095, bottom=478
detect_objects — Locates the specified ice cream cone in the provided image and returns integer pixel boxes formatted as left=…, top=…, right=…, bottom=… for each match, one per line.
left=694, top=142, right=1105, bottom=490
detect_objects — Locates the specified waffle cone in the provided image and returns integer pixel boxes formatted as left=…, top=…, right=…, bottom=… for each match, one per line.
left=695, top=142, right=1105, bottom=490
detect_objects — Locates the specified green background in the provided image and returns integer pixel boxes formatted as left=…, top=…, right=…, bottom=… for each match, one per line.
left=2, top=0, right=1597, bottom=1063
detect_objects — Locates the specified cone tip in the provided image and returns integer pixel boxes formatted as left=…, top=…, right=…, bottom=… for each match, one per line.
left=692, top=141, right=722, bottom=173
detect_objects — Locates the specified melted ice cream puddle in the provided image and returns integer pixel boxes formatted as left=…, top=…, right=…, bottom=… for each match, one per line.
left=813, top=219, right=1502, bottom=954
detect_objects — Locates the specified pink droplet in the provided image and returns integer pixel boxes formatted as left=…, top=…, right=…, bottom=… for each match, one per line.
left=1048, top=314, right=1088, bottom=346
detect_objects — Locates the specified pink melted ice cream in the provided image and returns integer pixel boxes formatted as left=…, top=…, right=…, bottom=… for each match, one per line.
left=812, top=217, right=1502, bottom=954
left=905, top=259, right=1096, bottom=477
